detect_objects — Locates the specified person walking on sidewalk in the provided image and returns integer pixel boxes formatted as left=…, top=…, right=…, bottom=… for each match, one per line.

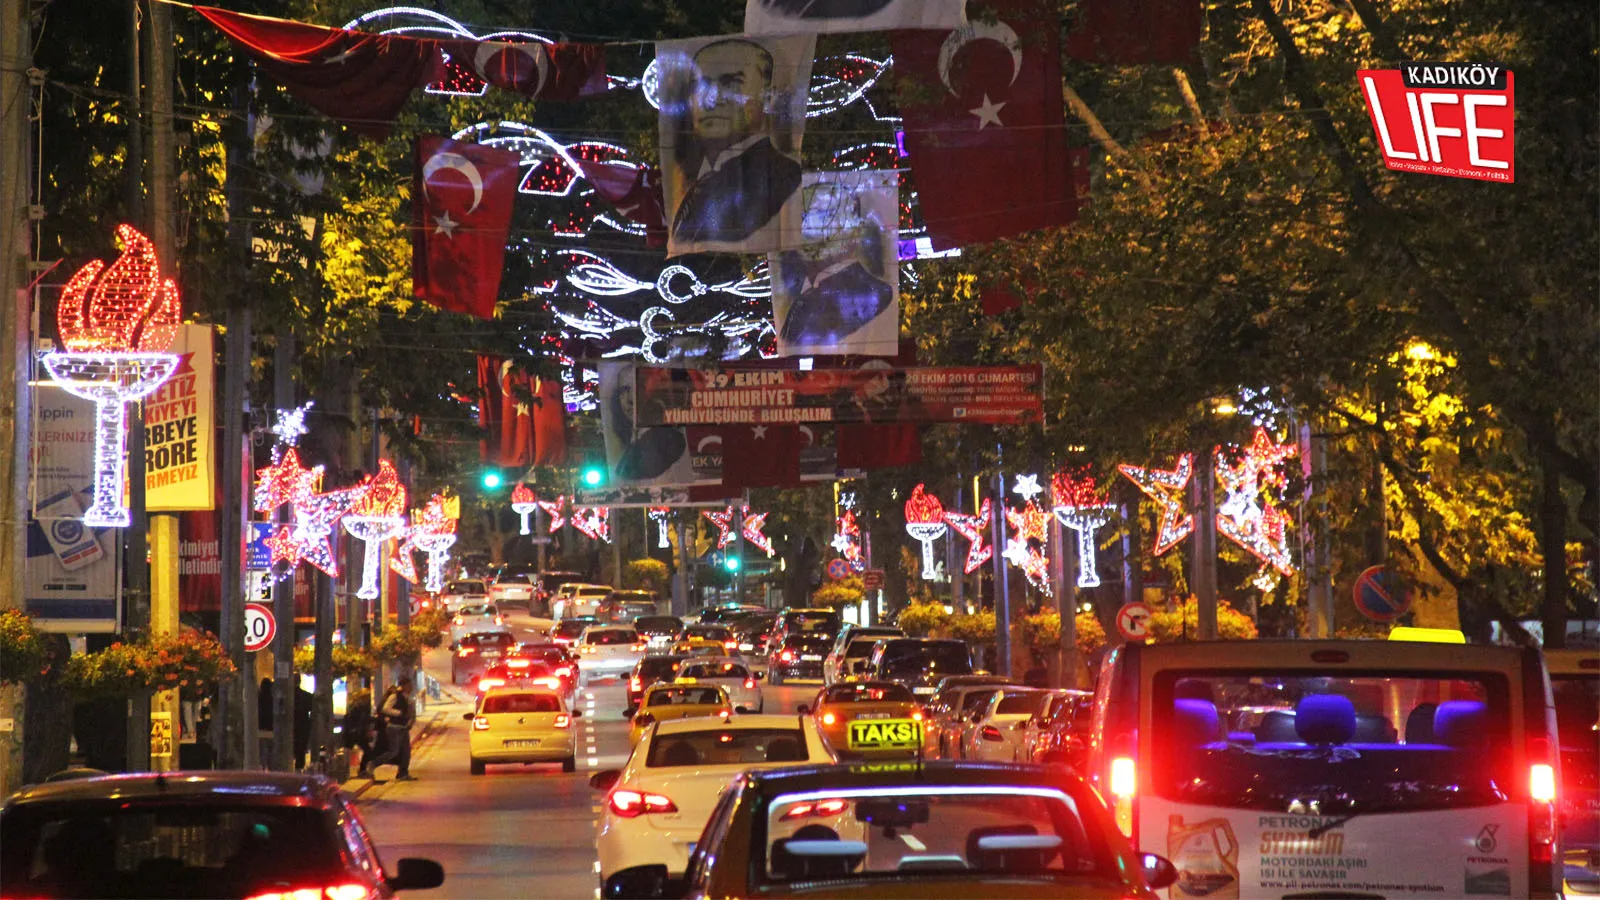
left=368, top=677, right=418, bottom=781
left=345, top=688, right=376, bottom=778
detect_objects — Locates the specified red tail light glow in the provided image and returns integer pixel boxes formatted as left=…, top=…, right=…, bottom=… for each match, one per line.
left=743, top=678, right=756, bottom=689
left=472, top=716, right=490, bottom=731
left=780, top=650, right=795, bottom=662
left=1110, top=756, right=1136, bottom=798
left=981, top=725, right=1003, bottom=742
left=477, top=677, right=505, bottom=692
left=506, top=658, right=531, bottom=669
left=555, top=666, right=573, bottom=677
left=609, top=789, right=678, bottom=818
left=533, top=677, right=562, bottom=690
left=1530, top=762, right=1556, bottom=804
left=456, top=647, right=476, bottom=657
left=781, top=798, right=848, bottom=821
left=821, top=712, right=837, bottom=725
left=912, top=710, right=924, bottom=721
left=629, top=677, right=642, bottom=691
left=553, top=713, right=571, bottom=729
left=453, top=616, right=463, bottom=625
left=246, top=884, right=370, bottom=900
left=723, top=640, right=738, bottom=649
left=494, top=616, right=504, bottom=625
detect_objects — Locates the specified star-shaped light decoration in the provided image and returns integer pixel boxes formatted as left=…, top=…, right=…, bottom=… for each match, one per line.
left=572, top=506, right=611, bottom=543
left=742, top=509, right=774, bottom=557
left=942, top=498, right=994, bottom=575
left=254, top=447, right=316, bottom=515
left=389, top=534, right=420, bottom=585
left=1051, top=470, right=1116, bottom=589
left=511, top=482, right=538, bottom=535
left=289, top=478, right=369, bottom=578
left=1004, top=501, right=1052, bottom=596
left=1118, top=453, right=1195, bottom=556
left=1011, top=473, right=1044, bottom=503
left=702, top=506, right=739, bottom=548
left=264, top=524, right=304, bottom=568
left=270, top=401, right=314, bottom=451
left=537, top=495, right=567, bottom=533
left=1214, top=427, right=1298, bottom=578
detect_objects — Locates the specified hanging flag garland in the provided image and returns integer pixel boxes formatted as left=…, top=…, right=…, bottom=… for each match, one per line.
left=942, top=498, right=994, bottom=575
left=1118, top=453, right=1195, bottom=556
left=1050, top=470, right=1115, bottom=589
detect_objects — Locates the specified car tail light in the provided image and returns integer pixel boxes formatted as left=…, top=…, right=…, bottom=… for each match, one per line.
left=981, top=725, right=1003, bottom=742
left=494, top=616, right=504, bottom=625
left=1110, top=756, right=1136, bottom=797
left=478, top=678, right=506, bottom=692
left=532, top=677, right=561, bottom=690
left=554, top=713, right=572, bottom=729
left=246, top=885, right=371, bottom=900
left=456, top=646, right=476, bottom=657
left=472, top=716, right=490, bottom=731
left=723, top=640, right=737, bottom=650
left=743, top=678, right=756, bottom=690
left=780, top=798, right=848, bottom=821
left=555, top=666, right=573, bottom=677
left=1530, top=762, right=1556, bottom=803
left=821, top=712, right=837, bottom=725
left=629, top=677, right=642, bottom=691
left=506, top=658, right=531, bottom=669
left=912, top=710, right=924, bottom=721
left=780, top=650, right=795, bottom=662
left=453, top=616, right=463, bottom=625
left=632, top=642, right=647, bottom=652
left=608, top=789, right=678, bottom=818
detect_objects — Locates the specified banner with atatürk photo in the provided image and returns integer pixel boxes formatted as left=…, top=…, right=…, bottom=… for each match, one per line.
left=772, top=171, right=900, bottom=358
left=633, top=364, right=1044, bottom=427
left=745, top=0, right=967, bottom=34
left=656, top=33, right=816, bottom=257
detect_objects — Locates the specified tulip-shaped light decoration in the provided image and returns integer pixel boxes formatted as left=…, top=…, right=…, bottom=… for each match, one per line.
left=1051, top=471, right=1116, bottom=589
left=903, top=484, right=948, bottom=581
left=40, top=225, right=182, bottom=527
left=343, top=460, right=409, bottom=600
left=649, top=506, right=671, bottom=549
left=511, top=482, right=538, bottom=535
left=410, top=493, right=459, bottom=593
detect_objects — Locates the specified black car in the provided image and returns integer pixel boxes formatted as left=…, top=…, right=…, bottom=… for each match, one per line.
left=865, top=638, right=976, bottom=698
left=728, top=611, right=779, bottom=654
left=550, top=616, right=599, bottom=647
left=626, top=654, right=688, bottom=714
left=767, top=633, right=833, bottom=685
left=634, top=615, right=684, bottom=653
left=0, top=771, right=445, bottom=899
left=451, top=631, right=517, bottom=685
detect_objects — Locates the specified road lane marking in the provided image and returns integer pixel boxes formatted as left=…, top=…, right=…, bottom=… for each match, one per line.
left=899, top=834, right=927, bottom=851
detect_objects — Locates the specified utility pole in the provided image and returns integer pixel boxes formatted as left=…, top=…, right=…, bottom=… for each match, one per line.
left=1191, top=449, right=1219, bottom=640
left=0, top=0, right=36, bottom=795
left=991, top=470, right=1012, bottom=677
left=270, top=333, right=295, bottom=772
left=671, top=516, right=689, bottom=617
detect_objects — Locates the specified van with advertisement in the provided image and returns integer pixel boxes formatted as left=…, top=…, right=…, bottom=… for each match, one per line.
left=1085, top=640, right=1563, bottom=899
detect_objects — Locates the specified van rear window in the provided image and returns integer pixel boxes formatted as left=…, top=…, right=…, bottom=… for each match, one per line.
left=1150, top=671, right=1512, bottom=813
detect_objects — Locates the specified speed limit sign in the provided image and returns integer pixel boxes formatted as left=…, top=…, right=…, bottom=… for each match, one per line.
left=244, top=602, right=276, bottom=652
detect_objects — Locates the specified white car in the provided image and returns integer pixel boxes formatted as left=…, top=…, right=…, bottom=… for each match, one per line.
left=960, top=687, right=1045, bottom=761
left=592, top=714, right=835, bottom=893
left=674, top=658, right=763, bottom=713
left=551, top=583, right=613, bottom=621
left=465, top=686, right=579, bottom=775
left=449, top=602, right=510, bottom=645
left=439, top=578, right=490, bottom=615
left=575, top=625, right=644, bottom=683
left=488, top=571, right=535, bottom=609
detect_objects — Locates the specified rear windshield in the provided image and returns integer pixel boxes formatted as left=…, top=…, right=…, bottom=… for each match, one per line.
left=584, top=629, right=636, bottom=646
left=461, top=632, right=514, bottom=649
left=553, top=621, right=590, bottom=639
left=516, top=647, right=569, bottom=665
left=540, top=573, right=582, bottom=589
left=458, top=603, right=496, bottom=617
left=680, top=661, right=750, bottom=680
left=638, top=658, right=684, bottom=679
left=686, top=625, right=731, bottom=640
left=1150, top=671, right=1512, bottom=813
left=635, top=616, right=682, bottom=634
left=996, top=693, right=1043, bottom=715
left=482, top=693, right=561, bottom=714
left=498, top=574, right=531, bottom=585
left=0, top=803, right=342, bottom=898
left=490, top=661, right=554, bottom=678
left=784, top=611, right=840, bottom=632
left=846, top=637, right=888, bottom=658
left=822, top=683, right=914, bottom=703
left=647, top=728, right=807, bottom=767
left=447, top=580, right=486, bottom=594
left=880, top=642, right=972, bottom=675
left=784, top=636, right=832, bottom=652
left=646, top=686, right=725, bottom=707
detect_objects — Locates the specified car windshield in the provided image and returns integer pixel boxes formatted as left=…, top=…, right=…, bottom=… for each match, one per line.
left=585, top=629, right=636, bottom=646
left=996, top=693, right=1043, bottom=715
left=540, top=573, right=581, bottom=590
left=447, top=580, right=485, bottom=594
left=516, top=647, right=569, bottom=665
left=0, top=802, right=344, bottom=898
left=647, top=728, right=806, bottom=767
left=681, top=661, right=749, bottom=680
left=458, top=603, right=495, bottom=617
left=499, top=574, right=530, bottom=585
left=823, top=683, right=914, bottom=703
left=761, top=787, right=1110, bottom=882
left=1151, top=671, right=1513, bottom=813
left=646, top=686, right=725, bottom=707
left=554, top=620, right=596, bottom=638
left=881, top=642, right=972, bottom=675
left=482, top=692, right=562, bottom=714
left=635, top=616, right=682, bottom=635
left=785, top=637, right=832, bottom=652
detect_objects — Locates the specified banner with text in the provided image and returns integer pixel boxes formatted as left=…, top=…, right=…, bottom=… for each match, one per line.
left=632, top=365, right=1044, bottom=427
left=27, top=384, right=121, bottom=631
left=144, top=324, right=216, bottom=510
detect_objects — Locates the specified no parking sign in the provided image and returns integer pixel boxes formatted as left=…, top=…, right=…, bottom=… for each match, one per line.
left=1353, top=565, right=1411, bottom=622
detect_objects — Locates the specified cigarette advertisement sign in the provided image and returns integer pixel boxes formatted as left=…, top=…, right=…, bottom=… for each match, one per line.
left=631, top=365, right=1044, bottom=427
left=27, top=384, right=121, bottom=632
left=143, top=324, right=215, bottom=510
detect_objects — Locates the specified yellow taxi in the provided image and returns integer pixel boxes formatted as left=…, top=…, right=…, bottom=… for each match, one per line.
left=629, top=683, right=733, bottom=745
left=670, top=637, right=730, bottom=658
left=464, top=686, right=579, bottom=775
left=804, top=680, right=924, bottom=759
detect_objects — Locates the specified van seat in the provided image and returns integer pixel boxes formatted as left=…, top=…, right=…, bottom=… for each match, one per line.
left=1295, top=694, right=1356, bottom=744
left=1433, top=700, right=1487, bottom=748
left=1174, top=699, right=1220, bottom=748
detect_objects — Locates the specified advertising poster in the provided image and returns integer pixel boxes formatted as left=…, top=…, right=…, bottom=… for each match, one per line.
left=144, top=324, right=215, bottom=510
left=632, top=364, right=1044, bottom=427
left=179, top=507, right=221, bottom=613
left=27, top=384, right=121, bottom=632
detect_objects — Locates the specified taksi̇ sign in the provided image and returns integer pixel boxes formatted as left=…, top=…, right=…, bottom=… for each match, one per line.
left=1358, top=63, right=1514, bottom=183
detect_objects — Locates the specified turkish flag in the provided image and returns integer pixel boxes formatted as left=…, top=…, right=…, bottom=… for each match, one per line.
left=412, top=136, right=520, bottom=319
left=576, top=160, right=668, bottom=248
left=476, top=354, right=503, bottom=464
left=1065, top=0, right=1202, bottom=65
left=499, top=363, right=534, bottom=468
left=196, top=7, right=443, bottom=136
left=531, top=376, right=568, bottom=466
left=892, top=0, right=1076, bottom=249
left=720, top=425, right=802, bottom=491
left=438, top=38, right=608, bottom=99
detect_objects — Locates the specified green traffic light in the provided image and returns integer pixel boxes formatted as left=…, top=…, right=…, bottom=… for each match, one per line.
left=723, top=556, right=741, bottom=572
left=482, top=471, right=503, bottom=489
left=582, top=467, right=604, bottom=488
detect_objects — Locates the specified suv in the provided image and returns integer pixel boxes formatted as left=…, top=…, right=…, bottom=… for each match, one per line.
left=767, top=633, right=833, bottom=685
left=767, top=607, right=842, bottom=647
left=534, top=570, right=586, bottom=616
left=552, top=583, right=614, bottom=621
left=864, top=638, right=976, bottom=697
left=488, top=571, right=536, bottom=609
left=823, top=625, right=905, bottom=685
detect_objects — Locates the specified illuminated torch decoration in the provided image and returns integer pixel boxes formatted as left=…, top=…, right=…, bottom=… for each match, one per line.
left=343, top=460, right=409, bottom=600
left=511, top=482, right=538, bottom=535
left=1051, top=470, right=1116, bottom=589
left=409, top=493, right=459, bottom=593
left=40, top=224, right=182, bottom=527
left=942, top=498, right=994, bottom=575
left=903, top=484, right=948, bottom=581
left=649, top=506, right=671, bottom=549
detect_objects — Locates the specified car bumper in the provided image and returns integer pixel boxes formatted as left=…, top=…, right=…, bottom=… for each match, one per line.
left=469, top=739, right=575, bottom=763
left=597, top=817, right=694, bottom=881
left=776, top=662, right=824, bottom=679
left=580, top=657, right=640, bottom=675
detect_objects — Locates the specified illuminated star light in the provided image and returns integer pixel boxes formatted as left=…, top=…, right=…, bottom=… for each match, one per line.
left=537, top=495, right=568, bottom=533
left=702, top=506, right=739, bottom=549
left=942, top=498, right=994, bottom=575
left=1011, top=473, right=1044, bottom=503
left=1050, top=471, right=1116, bottom=589
left=742, top=510, right=774, bottom=558
left=572, top=506, right=611, bottom=543
left=1118, top=454, right=1195, bottom=556
left=1004, top=502, right=1053, bottom=596
left=390, top=534, right=420, bottom=585
left=271, top=401, right=315, bottom=450
left=289, top=480, right=370, bottom=578
left=1214, top=428, right=1299, bottom=577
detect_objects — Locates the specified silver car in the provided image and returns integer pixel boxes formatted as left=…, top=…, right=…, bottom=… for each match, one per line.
left=450, top=602, right=510, bottom=645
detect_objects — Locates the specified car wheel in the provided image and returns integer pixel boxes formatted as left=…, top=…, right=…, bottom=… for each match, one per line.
left=470, top=758, right=486, bottom=776
left=562, top=754, right=577, bottom=773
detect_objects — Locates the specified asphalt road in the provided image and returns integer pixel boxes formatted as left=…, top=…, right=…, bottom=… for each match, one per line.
left=354, top=607, right=823, bottom=900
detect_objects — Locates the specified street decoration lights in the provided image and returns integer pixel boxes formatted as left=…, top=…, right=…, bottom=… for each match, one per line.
left=649, top=506, right=671, bottom=548
left=831, top=508, right=865, bottom=572
left=1215, top=428, right=1298, bottom=589
left=1050, top=471, right=1116, bottom=589
left=288, top=477, right=369, bottom=578
left=703, top=506, right=739, bottom=548
left=572, top=506, right=611, bottom=542
left=1117, top=453, right=1195, bottom=556
left=943, top=498, right=994, bottom=575
left=903, top=484, right=947, bottom=581
left=537, top=495, right=568, bottom=532
left=343, top=460, right=409, bottom=600
left=40, top=224, right=181, bottom=527
left=511, top=482, right=538, bottom=535
left=702, top=505, right=774, bottom=557
left=1003, top=474, right=1052, bottom=596
left=409, top=493, right=460, bottom=593
left=741, top=509, right=774, bottom=558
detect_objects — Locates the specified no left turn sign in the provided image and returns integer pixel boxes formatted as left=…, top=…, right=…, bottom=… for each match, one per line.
left=244, top=602, right=276, bottom=653
left=1115, top=601, right=1153, bottom=641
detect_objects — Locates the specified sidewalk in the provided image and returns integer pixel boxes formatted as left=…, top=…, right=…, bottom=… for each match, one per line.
left=343, top=676, right=472, bottom=799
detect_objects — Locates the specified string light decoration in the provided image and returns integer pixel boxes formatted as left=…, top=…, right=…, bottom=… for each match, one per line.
left=649, top=506, right=671, bottom=549
left=1117, top=454, right=1195, bottom=556
left=536, top=495, right=568, bottom=532
left=270, top=401, right=314, bottom=449
left=942, top=498, right=994, bottom=575
left=702, top=506, right=740, bottom=549
left=571, top=506, right=611, bottom=543
left=343, top=460, right=409, bottom=600
left=409, top=493, right=460, bottom=593
left=288, top=478, right=369, bottom=578
left=702, top=505, right=774, bottom=557
left=1003, top=502, right=1053, bottom=596
left=741, top=509, right=774, bottom=558
left=1214, top=428, right=1298, bottom=579
left=389, top=534, right=420, bottom=585
left=39, top=224, right=181, bottom=528
left=1011, top=474, right=1044, bottom=504
left=254, top=447, right=317, bottom=516
left=831, top=508, right=865, bottom=572
left=511, top=482, right=538, bottom=535
left=903, top=484, right=948, bottom=581
left=1050, top=471, right=1116, bottom=589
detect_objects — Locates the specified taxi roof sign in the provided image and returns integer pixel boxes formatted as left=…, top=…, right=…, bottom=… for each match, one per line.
left=1388, top=626, right=1466, bottom=644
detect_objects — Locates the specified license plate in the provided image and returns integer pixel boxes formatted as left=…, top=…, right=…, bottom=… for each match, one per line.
left=848, top=719, right=922, bottom=751
left=503, top=739, right=541, bottom=748
left=913, top=687, right=937, bottom=695
left=858, top=711, right=892, bottom=720
left=801, top=654, right=822, bottom=661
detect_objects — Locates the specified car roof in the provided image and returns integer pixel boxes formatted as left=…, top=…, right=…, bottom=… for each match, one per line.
left=582, top=624, right=635, bottom=634
left=482, top=685, right=564, bottom=699
left=742, top=760, right=1086, bottom=794
left=653, top=712, right=805, bottom=734
left=6, top=771, right=341, bottom=807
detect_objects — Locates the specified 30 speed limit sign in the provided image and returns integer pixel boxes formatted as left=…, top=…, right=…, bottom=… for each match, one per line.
left=244, top=602, right=276, bottom=652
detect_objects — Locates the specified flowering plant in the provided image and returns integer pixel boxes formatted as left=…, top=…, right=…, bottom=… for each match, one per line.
left=0, top=609, right=47, bottom=685
left=61, top=628, right=236, bottom=700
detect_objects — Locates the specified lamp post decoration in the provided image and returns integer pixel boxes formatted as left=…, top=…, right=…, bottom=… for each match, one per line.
left=40, top=224, right=182, bottom=528
left=511, top=482, right=538, bottom=535
left=943, top=498, right=994, bottom=575
left=1117, top=453, right=1195, bottom=556
left=1215, top=427, right=1298, bottom=585
left=1050, top=470, right=1116, bottom=589
left=903, top=484, right=948, bottom=581
left=343, top=460, right=409, bottom=600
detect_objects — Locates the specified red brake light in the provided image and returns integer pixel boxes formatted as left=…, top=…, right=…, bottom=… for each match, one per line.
left=477, top=677, right=505, bottom=692
left=821, top=712, right=837, bottom=725
left=1309, top=649, right=1350, bottom=664
left=609, top=789, right=678, bottom=818
left=494, top=616, right=504, bottom=625
left=472, top=716, right=490, bottom=731
left=1110, top=756, right=1136, bottom=798
left=723, top=640, right=737, bottom=649
left=554, top=713, right=571, bottom=729
left=781, top=801, right=816, bottom=820
left=629, top=677, right=642, bottom=690
left=1530, top=762, right=1556, bottom=803
left=780, top=798, right=847, bottom=821
left=506, top=658, right=531, bottom=668
left=453, top=616, right=463, bottom=625
left=533, top=677, right=561, bottom=690
left=744, top=678, right=756, bottom=690
left=912, top=710, right=924, bottom=721
left=816, top=798, right=847, bottom=816
left=246, top=885, right=371, bottom=900
left=981, top=724, right=1003, bottom=742
left=780, top=650, right=795, bottom=662
left=457, top=646, right=476, bottom=657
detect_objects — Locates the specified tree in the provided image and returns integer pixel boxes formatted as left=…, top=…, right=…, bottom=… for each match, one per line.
left=624, top=559, right=671, bottom=594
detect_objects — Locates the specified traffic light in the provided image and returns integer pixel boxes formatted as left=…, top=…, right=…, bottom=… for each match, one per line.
left=723, top=555, right=741, bottom=573
left=580, top=464, right=605, bottom=489
left=481, top=470, right=503, bottom=490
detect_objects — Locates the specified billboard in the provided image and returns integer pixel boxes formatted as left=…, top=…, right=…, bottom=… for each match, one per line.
left=27, top=384, right=121, bottom=632
left=144, top=324, right=215, bottom=510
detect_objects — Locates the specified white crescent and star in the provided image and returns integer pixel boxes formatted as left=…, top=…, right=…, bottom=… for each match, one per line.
left=422, top=151, right=486, bottom=215
left=474, top=41, right=550, bottom=96
left=936, top=21, right=1023, bottom=128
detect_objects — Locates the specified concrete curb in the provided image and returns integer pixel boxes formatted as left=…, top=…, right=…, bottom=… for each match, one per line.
left=342, top=710, right=447, bottom=801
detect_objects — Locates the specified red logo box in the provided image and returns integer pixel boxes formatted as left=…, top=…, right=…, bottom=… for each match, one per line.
left=1359, top=63, right=1514, bottom=183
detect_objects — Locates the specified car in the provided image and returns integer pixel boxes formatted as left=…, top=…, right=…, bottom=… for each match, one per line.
left=864, top=638, right=978, bottom=697
left=766, top=633, right=832, bottom=685
left=533, top=570, right=587, bottom=615
left=823, top=625, right=905, bottom=685
left=670, top=637, right=731, bottom=658
left=488, top=571, right=536, bottom=609
left=1546, top=647, right=1599, bottom=894
left=474, top=658, right=572, bottom=704
left=448, top=602, right=508, bottom=645
left=552, top=583, right=614, bottom=621
left=438, top=578, right=490, bottom=614
left=688, top=603, right=765, bottom=625
left=728, top=611, right=779, bottom=655
left=592, top=712, right=837, bottom=894
left=634, top=615, right=685, bottom=654
left=958, top=687, right=1047, bottom=761
left=681, top=623, right=736, bottom=649
left=805, top=680, right=924, bottom=759
left=464, top=686, right=580, bottom=775
left=597, top=590, right=664, bottom=625
left=550, top=616, right=599, bottom=647
left=1022, top=689, right=1094, bottom=765
left=765, top=607, right=842, bottom=653
left=926, top=682, right=1011, bottom=759
left=1088, top=639, right=1567, bottom=898
left=628, top=655, right=689, bottom=715
left=675, top=658, right=763, bottom=713
left=606, top=761, right=1179, bottom=900
left=627, top=683, right=734, bottom=745
left=0, top=771, right=446, bottom=899
left=918, top=676, right=1019, bottom=757
left=576, top=625, right=645, bottom=683
left=451, top=631, right=517, bottom=685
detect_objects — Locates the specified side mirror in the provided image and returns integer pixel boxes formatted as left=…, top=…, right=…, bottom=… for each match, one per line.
left=389, top=857, right=446, bottom=891
left=1139, top=853, right=1179, bottom=890
left=796, top=704, right=810, bottom=715
left=589, top=768, right=622, bottom=791
left=462, top=713, right=475, bottom=721
left=571, top=709, right=583, bottom=718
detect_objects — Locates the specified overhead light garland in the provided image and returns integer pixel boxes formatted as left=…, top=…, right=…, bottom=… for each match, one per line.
left=1050, top=471, right=1116, bottom=589
left=942, top=498, right=994, bottom=575
left=1215, top=428, right=1298, bottom=581
left=511, top=482, right=538, bottom=535
left=903, top=484, right=947, bottom=581
left=343, top=460, right=409, bottom=600
left=1117, top=453, right=1195, bottom=556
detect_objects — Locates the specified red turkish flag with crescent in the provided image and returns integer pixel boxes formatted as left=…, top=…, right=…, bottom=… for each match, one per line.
left=412, top=136, right=521, bottom=319
left=437, top=38, right=608, bottom=99
left=575, top=160, right=668, bottom=248
left=892, top=0, right=1076, bottom=250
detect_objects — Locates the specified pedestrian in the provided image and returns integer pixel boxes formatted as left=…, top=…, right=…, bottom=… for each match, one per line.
left=344, top=688, right=375, bottom=778
left=367, top=677, right=417, bottom=781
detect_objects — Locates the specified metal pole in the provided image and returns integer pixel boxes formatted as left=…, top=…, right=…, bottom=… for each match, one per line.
left=992, top=470, right=1011, bottom=677
left=125, top=401, right=151, bottom=772
left=949, top=484, right=964, bottom=612
left=1192, top=448, right=1218, bottom=640
left=269, top=333, right=295, bottom=771
left=672, top=516, right=689, bottom=617
left=125, top=0, right=144, bottom=225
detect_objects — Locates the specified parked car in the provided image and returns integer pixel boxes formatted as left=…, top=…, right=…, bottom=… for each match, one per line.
left=0, top=772, right=446, bottom=899
left=464, top=686, right=580, bottom=774
left=596, top=590, right=663, bottom=625
left=438, top=578, right=490, bottom=614
left=448, top=602, right=508, bottom=645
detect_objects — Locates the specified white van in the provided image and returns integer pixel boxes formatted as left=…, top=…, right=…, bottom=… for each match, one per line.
left=1086, top=640, right=1563, bottom=899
